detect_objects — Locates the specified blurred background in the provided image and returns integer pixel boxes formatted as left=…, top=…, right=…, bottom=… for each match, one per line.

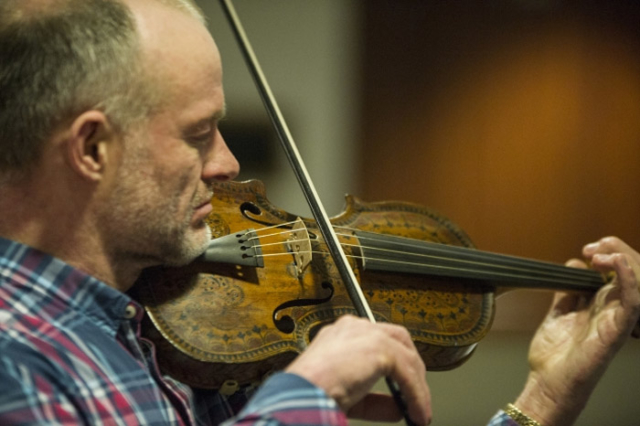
left=195, top=1, right=640, bottom=424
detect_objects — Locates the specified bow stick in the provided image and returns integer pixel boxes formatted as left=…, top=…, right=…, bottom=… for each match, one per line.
left=217, top=1, right=417, bottom=425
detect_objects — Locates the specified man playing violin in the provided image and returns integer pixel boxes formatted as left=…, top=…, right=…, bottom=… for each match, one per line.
left=0, top=0, right=638, bottom=425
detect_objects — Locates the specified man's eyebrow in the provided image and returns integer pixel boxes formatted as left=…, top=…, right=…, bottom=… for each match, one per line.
left=187, top=106, right=227, bottom=132
left=213, top=105, right=227, bottom=121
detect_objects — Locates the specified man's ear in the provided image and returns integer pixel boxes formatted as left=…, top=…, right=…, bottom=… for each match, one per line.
left=65, top=111, right=119, bottom=181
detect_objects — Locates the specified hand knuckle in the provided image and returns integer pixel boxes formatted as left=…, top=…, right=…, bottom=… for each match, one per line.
left=600, top=236, right=621, bottom=249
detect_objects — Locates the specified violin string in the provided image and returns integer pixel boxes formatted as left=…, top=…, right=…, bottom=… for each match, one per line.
left=245, top=224, right=556, bottom=277
left=247, top=242, right=579, bottom=285
left=349, top=237, right=596, bottom=279
left=346, top=252, right=599, bottom=287
left=355, top=242, right=601, bottom=287
left=243, top=221, right=302, bottom=242
left=249, top=247, right=600, bottom=289
left=255, top=240, right=301, bottom=250
left=238, top=224, right=603, bottom=288
left=337, top=226, right=599, bottom=279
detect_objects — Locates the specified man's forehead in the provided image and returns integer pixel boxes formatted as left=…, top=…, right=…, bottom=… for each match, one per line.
left=134, top=8, right=220, bottom=76
left=126, top=0, right=224, bottom=124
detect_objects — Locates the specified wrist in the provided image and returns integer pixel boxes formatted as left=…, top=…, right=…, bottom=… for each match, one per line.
left=514, top=372, right=586, bottom=426
left=503, top=403, right=542, bottom=426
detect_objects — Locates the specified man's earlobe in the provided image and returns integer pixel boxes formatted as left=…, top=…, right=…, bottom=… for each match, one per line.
left=66, top=111, right=115, bottom=181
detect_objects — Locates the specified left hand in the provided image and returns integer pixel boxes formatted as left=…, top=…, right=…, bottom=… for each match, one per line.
left=514, top=236, right=640, bottom=426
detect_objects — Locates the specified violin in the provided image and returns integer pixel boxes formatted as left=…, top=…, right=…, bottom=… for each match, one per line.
left=134, top=179, right=604, bottom=390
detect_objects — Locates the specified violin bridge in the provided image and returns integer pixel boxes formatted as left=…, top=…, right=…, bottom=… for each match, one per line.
left=287, top=217, right=312, bottom=277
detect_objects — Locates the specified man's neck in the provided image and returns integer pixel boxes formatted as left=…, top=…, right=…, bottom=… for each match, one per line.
left=0, top=178, right=143, bottom=293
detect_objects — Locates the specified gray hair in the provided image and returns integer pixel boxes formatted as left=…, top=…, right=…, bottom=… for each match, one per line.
left=0, top=0, right=205, bottom=180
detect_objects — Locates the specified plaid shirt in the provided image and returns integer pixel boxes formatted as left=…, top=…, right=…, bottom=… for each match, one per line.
left=0, top=237, right=346, bottom=425
left=0, top=236, right=515, bottom=425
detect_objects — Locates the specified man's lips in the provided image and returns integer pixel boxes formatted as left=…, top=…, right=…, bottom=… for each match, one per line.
left=194, top=199, right=213, bottom=219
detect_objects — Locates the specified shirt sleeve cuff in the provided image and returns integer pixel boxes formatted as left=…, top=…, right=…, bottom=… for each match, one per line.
left=486, top=410, right=520, bottom=426
left=227, top=372, right=348, bottom=425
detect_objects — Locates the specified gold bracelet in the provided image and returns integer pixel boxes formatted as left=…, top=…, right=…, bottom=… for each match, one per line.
left=503, top=403, right=542, bottom=426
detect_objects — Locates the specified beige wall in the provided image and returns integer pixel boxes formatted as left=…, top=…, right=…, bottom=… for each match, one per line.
left=352, top=332, right=640, bottom=426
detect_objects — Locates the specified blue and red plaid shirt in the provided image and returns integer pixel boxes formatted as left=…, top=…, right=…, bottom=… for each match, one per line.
left=0, top=236, right=512, bottom=425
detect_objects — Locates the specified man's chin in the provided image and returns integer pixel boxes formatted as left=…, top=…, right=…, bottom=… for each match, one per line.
left=162, top=228, right=212, bottom=267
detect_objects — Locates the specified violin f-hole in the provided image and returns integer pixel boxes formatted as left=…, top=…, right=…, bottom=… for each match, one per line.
left=272, top=281, right=335, bottom=334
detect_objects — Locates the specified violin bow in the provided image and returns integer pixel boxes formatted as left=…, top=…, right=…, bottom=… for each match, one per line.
left=217, top=1, right=417, bottom=425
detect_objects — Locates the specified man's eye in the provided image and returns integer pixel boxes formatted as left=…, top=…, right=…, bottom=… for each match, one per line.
left=188, top=131, right=213, bottom=146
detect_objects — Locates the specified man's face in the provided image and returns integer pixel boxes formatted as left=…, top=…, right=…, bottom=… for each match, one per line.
left=105, top=2, right=239, bottom=267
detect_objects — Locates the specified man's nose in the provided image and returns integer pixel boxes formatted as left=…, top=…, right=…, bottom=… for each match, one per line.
left=202, top=129, right=240, bottom=182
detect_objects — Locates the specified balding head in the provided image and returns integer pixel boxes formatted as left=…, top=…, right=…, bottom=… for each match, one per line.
left=0, top=0, right=206, bottom=182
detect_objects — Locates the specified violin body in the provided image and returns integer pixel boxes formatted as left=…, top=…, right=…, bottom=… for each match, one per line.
left=135, top=180, right=495, bottom=389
